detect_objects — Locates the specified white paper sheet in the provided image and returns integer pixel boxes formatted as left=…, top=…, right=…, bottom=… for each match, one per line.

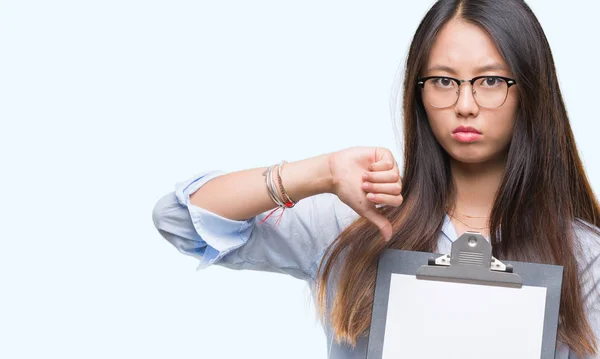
left=382, top=273, right=547, bottom=359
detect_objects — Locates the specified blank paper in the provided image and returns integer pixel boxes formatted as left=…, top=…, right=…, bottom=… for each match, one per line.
left=381, top=273, right=547, bottom=359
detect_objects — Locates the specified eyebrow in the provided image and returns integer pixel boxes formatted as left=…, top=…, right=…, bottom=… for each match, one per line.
left=426, top=63, right=508, bottom=75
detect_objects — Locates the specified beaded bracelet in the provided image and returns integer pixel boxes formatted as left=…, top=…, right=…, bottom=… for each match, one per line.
left=263, top=164, right=285, bottom=207
left=260, top=161, right=298, bottom=224
left=276, top=161, right=296, bottom=208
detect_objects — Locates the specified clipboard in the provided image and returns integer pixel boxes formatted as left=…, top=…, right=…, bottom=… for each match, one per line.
left=366, top=231, right=563, bottom=359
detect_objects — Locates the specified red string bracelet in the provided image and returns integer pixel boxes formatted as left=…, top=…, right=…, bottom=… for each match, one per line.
left=259, top=161, right=297, bottom=226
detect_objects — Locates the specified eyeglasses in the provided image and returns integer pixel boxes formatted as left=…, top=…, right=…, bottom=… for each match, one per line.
left=416, top=75, right=517, bottom=109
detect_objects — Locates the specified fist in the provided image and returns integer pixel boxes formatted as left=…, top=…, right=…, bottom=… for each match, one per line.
left=328, top=146, right=403, bottom=241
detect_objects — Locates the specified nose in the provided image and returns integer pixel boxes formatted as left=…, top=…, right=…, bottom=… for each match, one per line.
left=454, top=82, right=479, bottom=117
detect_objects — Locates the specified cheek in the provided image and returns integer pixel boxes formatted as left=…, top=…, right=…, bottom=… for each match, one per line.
left=492, top=99, right=519, bottom=144
left=488, top=118, right=516, bottom=155
left=424, top=106, right=443, bottom=132
left=424, top=108, right=453, bottom=145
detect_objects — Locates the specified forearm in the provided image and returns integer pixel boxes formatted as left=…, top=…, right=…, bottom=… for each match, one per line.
left=189, top=153, right=334, bottom=221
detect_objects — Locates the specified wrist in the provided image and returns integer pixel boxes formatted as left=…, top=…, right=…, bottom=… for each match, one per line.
left=281, top=154, right=334, bottom=202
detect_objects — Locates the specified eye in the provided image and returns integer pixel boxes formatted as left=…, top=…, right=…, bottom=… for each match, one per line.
left=433, top=77, right=454, bottom=88
left=480, top=77, right=503, bottom=88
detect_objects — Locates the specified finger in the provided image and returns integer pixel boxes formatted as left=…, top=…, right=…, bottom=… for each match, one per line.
left=360, top=208, right=393, bottom=241
left=369, top=160, right=394, bottom=171
left=366, top=192, right=404, bottom=207
left=375, top=147, right=396, bottom=163
left=362, top=181, right=402, bottom=195
left=364, top=170, right=400, bottom=183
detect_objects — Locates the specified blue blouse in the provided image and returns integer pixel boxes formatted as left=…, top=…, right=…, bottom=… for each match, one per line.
left=152, top=170, right=600, bottom=358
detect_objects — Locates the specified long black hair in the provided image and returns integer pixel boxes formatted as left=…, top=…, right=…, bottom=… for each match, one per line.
left=315, top=0, right=600, bottom=356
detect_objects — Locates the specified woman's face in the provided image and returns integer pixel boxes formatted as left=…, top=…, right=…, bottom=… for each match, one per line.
left=422, top=18, right=519, bottom=165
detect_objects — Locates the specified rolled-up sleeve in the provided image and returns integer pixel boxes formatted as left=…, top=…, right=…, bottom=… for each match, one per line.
left=152, top=171, right=254, bottom=268
left=152, top=170, right=359, bottom=281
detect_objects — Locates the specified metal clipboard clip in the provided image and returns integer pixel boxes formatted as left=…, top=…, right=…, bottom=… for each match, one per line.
left=416, top=231, right=523, bottom=287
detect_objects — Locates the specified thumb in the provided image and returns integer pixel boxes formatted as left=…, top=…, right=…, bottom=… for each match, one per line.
left=375, top=147, right=395, bottom=163
left=361, top=208, right=393, bottom=241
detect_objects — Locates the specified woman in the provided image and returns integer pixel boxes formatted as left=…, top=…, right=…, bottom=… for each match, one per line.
left=152, top=0, right=600, bottom=357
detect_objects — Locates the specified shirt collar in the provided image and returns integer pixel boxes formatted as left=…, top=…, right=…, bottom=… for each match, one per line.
left=442, top=214, right=458, bottom=242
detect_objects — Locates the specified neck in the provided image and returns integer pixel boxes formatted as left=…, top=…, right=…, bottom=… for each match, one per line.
left=448, top=156, right=506, bottom=217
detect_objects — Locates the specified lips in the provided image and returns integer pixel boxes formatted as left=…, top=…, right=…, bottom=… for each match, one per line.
left=452, top=126, right=482, bottom=143
left=452, top=126, right=482, bottom=134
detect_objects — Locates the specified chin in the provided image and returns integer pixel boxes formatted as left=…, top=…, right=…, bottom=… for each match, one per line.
left=447, top=148, right=507, bottom=165
left=445, top=148, right=494, bottom=164
left=450, top=155, right=487, bottom=164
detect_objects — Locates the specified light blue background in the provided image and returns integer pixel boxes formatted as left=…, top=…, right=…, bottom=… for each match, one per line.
left=1, top=1, right=598, bottom=358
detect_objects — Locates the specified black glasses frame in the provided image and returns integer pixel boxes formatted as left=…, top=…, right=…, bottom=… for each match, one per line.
left=415, top=75, right=518, bottom=108
left=416, top=75, right=517, bottom=88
